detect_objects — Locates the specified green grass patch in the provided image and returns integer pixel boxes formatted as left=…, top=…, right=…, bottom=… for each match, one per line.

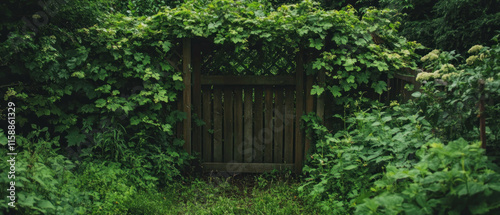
left=127, top=173, right=311, bottom=215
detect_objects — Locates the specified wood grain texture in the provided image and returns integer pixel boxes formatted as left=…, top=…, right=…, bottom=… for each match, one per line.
left=274, top=87, right=284, bottom=163
left=202, top=86, right=212, bottom=162
left=223, top=88, right=234, bottom=162
left=264, top=86, right=273, bottom=163
left=182, top=38, right=192, bottom=154
left=213, top=88, right=223, bottom=162
left=234, top=88, right=243, bottom=162
left=254, top=86, right=264, bottom=163
left=243, top=87, right=253, bottom=163
left=294, top=51, right=304, bottom=173
left=284, top=87, right=294, bottom=164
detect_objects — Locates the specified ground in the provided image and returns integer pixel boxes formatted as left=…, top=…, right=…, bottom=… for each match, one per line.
left=126, top=171, right=311, bottom=214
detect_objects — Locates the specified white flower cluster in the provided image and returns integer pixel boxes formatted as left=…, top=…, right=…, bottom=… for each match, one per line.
left=468, top=45, right=483, bottom=54
left=416, top=71, right=440, bottom=82
left=421, top=50, right=440, bottom=62
left=466, top=55, right=478, bottom=65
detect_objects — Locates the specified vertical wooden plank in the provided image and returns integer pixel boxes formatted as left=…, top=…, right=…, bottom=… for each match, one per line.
left=213, top=88, right=223, bottom=162
left=274, top=87, right=284, bottom=163
left=202, top=86, right=212, bottom=162
left=295, top=50, right=305, bottom=173
left=177, top=97, right=183, bottom=140
left=243, top=87, right=253, bottom=163
left=234, top=88, right=243, bottom=162
left=254, top=86, right=264, bottom=163
left=182, top=38, right=192, bottom=154
left=264, top=86, right=273, bottom=163
left=304, top=75, right=314, bottom=156
left=192, top=41, right=202, bottom=154
left=284, top=87, right=294, bottom=163
left=316, top=69, right=325, bottom=121
left=479, top=80, right=486, bottom=149
left=223, top=88, right=234, bottom=162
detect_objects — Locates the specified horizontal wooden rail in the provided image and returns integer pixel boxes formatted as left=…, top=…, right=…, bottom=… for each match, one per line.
left=202, top=163, right=295, bottom=173
left=201, top=75, right=295, bottom=86
left=394, top=73, right=416, bottom=83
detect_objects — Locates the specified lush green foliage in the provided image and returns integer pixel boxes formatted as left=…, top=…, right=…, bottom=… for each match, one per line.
left=357, top=139, right=500, bottom=214
left=385, top=0, right=500, bottom=54
left=1, top=0, right=498, bottom=214
left=299, top=102, right=434, bottom=213
left=0, top=129, right=140, bottom=214
left=413, top=38, right=500, bottom=155
left=149, top=0, right=419, bottom=103
left=1, top=0, right=190, bottom=190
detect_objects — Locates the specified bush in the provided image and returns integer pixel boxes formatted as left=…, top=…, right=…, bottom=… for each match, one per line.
left=413, top=38, right=500, bottom=158
left=299, top=102, right=434, bottom=213
left=357, top=138, right=500, bottom=214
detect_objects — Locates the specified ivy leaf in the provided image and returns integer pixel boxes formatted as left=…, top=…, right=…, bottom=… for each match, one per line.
left=332, top=35, right=348, bottom=45
left=357, top=72, right=370, bottom=84
left=328, top=86, right=342, bottom=97
left=65, top=129, right=86, bottom=147
left=309, top=38, right=323, bottom=50
left=172, top=74, right=183, bottom=81
left=311, top=85, right=324, bottom=96
left=346, top=75, right=355, bottom=83
left=372, top=81, right=387, bottom=95
left=95, top=99, right=106, bottom=108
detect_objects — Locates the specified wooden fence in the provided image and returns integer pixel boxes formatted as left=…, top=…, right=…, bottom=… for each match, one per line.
left=178, top=39, right=324, bottom=173
left=176, top=38, right=419, bottom=173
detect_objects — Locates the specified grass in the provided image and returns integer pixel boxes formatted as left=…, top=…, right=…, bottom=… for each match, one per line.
left=126, top=171, right=312, bottom=214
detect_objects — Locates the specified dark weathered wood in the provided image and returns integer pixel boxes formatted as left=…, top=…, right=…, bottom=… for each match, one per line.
left=274, top=87, right=284, bottom=163
left=254, top=86, right=264, bottom=163
left=234, top=88, right=243, bottom=162
left=304, top=75, right=314, bottom=156
left=202, top=86, right=212, bottom=162
left=202, top=163, right=294, bottom=173
left=177, top=97, right=183, bottom=140
left=295, top=51, right=305, bottom=173
left=394, top=73, right=416, bottom=84
left=243, top=87, right=253, bottom=163
left=223, top=88, right=234, bottom=162
left=213, top=88, right=223, bottom=162
left=317, top=69, right=325, bottom=121
left=479, top=80, right=486, bottom=149
left=264, top=86, right=273, bottom=163
left=201, top=76, right=295, bottom=86
left=182, top=38, right=192, bottom=154
left=192, top=41, right=202, bottom=154
left=284, top=87, right=294, bottom=164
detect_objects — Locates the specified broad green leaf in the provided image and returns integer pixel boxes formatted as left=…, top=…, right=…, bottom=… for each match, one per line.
left=311, top=85, right=324, bottom=96
left=328, top=86, right=342, bottom=97
left=344, top=165, right=358, bottom=170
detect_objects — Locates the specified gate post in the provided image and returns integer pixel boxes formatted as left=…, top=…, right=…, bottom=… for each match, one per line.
left=183, top=38, right=192, bottom=154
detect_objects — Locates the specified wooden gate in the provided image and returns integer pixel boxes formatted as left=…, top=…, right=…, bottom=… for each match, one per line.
left=179, top=39, right=324, bottom=173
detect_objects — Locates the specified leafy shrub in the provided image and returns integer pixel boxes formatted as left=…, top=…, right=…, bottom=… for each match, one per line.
left=76, top=161, right=137, bottom=215
left=357, top=138, right=500, bottom=214
left=413, top=38, right=500, bottom=157
left=0, top=129, right=142, bottom=214
left=0, top=128, right=88, bottom=214
left=299, top=103, right=433, bottom=213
